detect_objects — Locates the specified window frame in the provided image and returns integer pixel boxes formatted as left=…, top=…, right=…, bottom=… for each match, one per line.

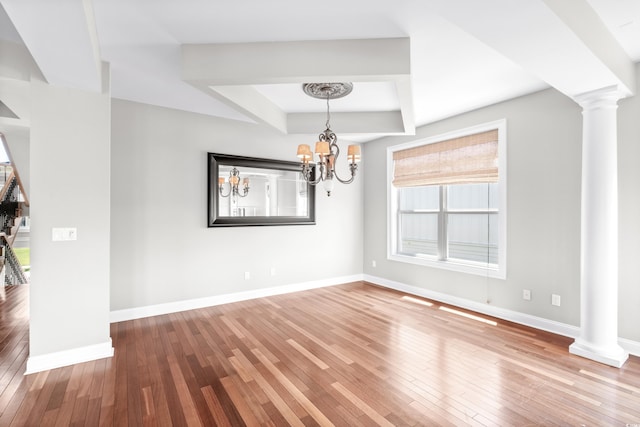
left=387, top=120, right=507, bottom=279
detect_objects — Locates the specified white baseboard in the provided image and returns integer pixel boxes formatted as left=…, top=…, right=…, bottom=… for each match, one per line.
left=364, top=274, right=640, bottom=358
left=619, top=337, right=640, bottom=357
left=110, top=274, right=364, bottom=323
left=25, top=339, right=114, bottom=375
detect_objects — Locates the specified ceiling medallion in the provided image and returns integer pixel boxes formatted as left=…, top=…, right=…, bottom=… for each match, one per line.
left=302, top=82, right=353, bottom=100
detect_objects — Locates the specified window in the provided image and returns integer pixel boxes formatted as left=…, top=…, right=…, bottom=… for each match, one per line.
left=387, top=120, right=506, bottom=278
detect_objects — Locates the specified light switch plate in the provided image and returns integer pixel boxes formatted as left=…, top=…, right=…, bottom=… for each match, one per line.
left=52, top=227, right=77, bottom=241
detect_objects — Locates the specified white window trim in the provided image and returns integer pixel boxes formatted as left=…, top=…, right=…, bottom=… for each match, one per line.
left=387, top=119, right=507, bottom=279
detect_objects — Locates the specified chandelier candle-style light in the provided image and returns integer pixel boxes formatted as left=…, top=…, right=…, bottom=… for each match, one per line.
left=218, top=167, right=250, bottom=200
left=297, top=83, right=361, bottom=196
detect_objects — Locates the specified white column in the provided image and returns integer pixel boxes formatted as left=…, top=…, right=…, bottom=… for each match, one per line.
left=569, top=86, right=628, bottom=368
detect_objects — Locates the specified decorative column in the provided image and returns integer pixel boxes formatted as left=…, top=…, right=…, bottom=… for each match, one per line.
left=569, top=86, right=628, bottom=368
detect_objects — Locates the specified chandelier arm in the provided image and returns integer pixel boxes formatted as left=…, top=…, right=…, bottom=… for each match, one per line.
left=306, top=174, right=323, bottom=185
left=302, top=163, right=323, bottom=185
left=219, top=185, right=231, bottom=198
left=328, top=142, right=356, bottom=184
left=333, top=170, right=356, bottom=184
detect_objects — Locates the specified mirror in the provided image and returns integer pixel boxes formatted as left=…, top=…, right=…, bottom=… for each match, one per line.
left=208, top=153, right=315, bottom=226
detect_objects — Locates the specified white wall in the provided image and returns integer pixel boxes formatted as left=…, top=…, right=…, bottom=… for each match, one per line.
left=28, top=75, right=111, bottom=360
left=110, top=100, right=363, bottom=311
left=363, top=83, right=640, bottom=343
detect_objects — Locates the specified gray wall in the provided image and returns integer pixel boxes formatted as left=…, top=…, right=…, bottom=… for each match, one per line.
left=29, top=77, right=112, bottom=356
left=618, top=74, right=640, bottom=342
left=363, top=83, right=640, bottom=342
left=110, top=99, right=363, bottom=311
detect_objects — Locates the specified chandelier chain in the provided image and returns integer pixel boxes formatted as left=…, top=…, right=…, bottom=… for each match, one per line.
left=325, top=95, right=331, bottom=130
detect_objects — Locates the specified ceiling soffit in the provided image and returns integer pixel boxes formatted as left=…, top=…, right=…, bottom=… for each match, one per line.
left=182, top=38, right=414, bottom=136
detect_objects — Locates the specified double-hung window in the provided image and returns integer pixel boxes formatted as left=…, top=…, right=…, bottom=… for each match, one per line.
left=388, top=120, right=506, bottom=278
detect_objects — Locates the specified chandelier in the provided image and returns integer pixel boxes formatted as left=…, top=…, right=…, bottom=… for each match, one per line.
left=296, top=83, right=361, bottom=196
left=218, top=167, right=249, bottom=200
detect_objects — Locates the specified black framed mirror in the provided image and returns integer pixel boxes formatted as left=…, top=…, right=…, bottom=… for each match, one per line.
left=208, top=153, right=315, bottom=227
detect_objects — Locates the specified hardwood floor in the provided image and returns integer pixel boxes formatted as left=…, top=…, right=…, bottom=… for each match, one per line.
left=1, top=282, right=640, bottom=426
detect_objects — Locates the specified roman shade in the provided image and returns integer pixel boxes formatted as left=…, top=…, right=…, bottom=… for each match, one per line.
left=392, top=129, right=499, bottom=187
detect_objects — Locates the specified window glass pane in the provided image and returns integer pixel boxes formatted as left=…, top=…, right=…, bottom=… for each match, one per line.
left=447, top=183, right=498, bottom=210
left=399, top=213, right=438, bottom=256
left=447, top=213, right=498, bottom=264
left=399, top=186, right=439, bottom=210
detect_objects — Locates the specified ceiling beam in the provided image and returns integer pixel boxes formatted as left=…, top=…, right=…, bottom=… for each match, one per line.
left=182, top=38, right=414, bottom=135
left=1, top=0, right=103, bottom=92
left=426, top=0, right=635, bottom=99
left=210, top=86, right=287, bottom=133
left=542, top=0, right=635, bottom=96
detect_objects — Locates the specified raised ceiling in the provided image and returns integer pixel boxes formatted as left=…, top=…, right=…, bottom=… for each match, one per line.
left=1, top=0, right=639, bottom=142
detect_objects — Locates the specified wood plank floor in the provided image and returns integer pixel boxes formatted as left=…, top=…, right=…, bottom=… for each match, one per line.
left=1, top=282, right=640, bottom=426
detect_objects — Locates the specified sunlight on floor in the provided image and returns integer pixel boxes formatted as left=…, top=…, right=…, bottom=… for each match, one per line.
left=439, top=306, right=497, bottom=326
left=579, top=369, right=640, bottom=393
left=401, top=295, right=433, bottom=307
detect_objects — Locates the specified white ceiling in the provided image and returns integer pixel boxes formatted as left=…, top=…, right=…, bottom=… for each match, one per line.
left=1, top=0, right=639, bottom=142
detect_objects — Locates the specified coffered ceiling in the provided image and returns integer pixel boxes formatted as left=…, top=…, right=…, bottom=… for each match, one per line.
left=1, top=0, right=639, bottom=142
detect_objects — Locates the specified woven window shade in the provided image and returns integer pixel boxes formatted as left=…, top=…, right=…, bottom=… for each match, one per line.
left=393, top=129, right=499, bottom=187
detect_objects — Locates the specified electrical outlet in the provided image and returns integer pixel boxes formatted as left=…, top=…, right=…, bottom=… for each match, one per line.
left=552, top=294, right=561, bottom=306
left=523, top=289, right=531, bottom=301
left=372, top=260, right=377, bottom=268
left=244, top=271, right=251, bottom=280
left=270, top=267, right=276, bottom=276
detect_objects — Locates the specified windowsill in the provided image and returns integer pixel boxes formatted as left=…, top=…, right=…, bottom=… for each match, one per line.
left=388, top=253, right=506, bottom=279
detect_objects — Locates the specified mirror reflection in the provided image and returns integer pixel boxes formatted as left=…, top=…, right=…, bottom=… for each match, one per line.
left=208, top=153, right=315, bottom=227
left=217, top=165, right=309, bottom=217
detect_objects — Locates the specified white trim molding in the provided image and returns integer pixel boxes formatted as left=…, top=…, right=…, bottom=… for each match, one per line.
left=25, top=339, right=114, bottom=375
left=110, top=275, right=364, bottom=323
left=364, top=274, right=640, bottom=358
left=619, top=337, right=640, bottom=358
left=386, top=119, right=508, bottom=280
